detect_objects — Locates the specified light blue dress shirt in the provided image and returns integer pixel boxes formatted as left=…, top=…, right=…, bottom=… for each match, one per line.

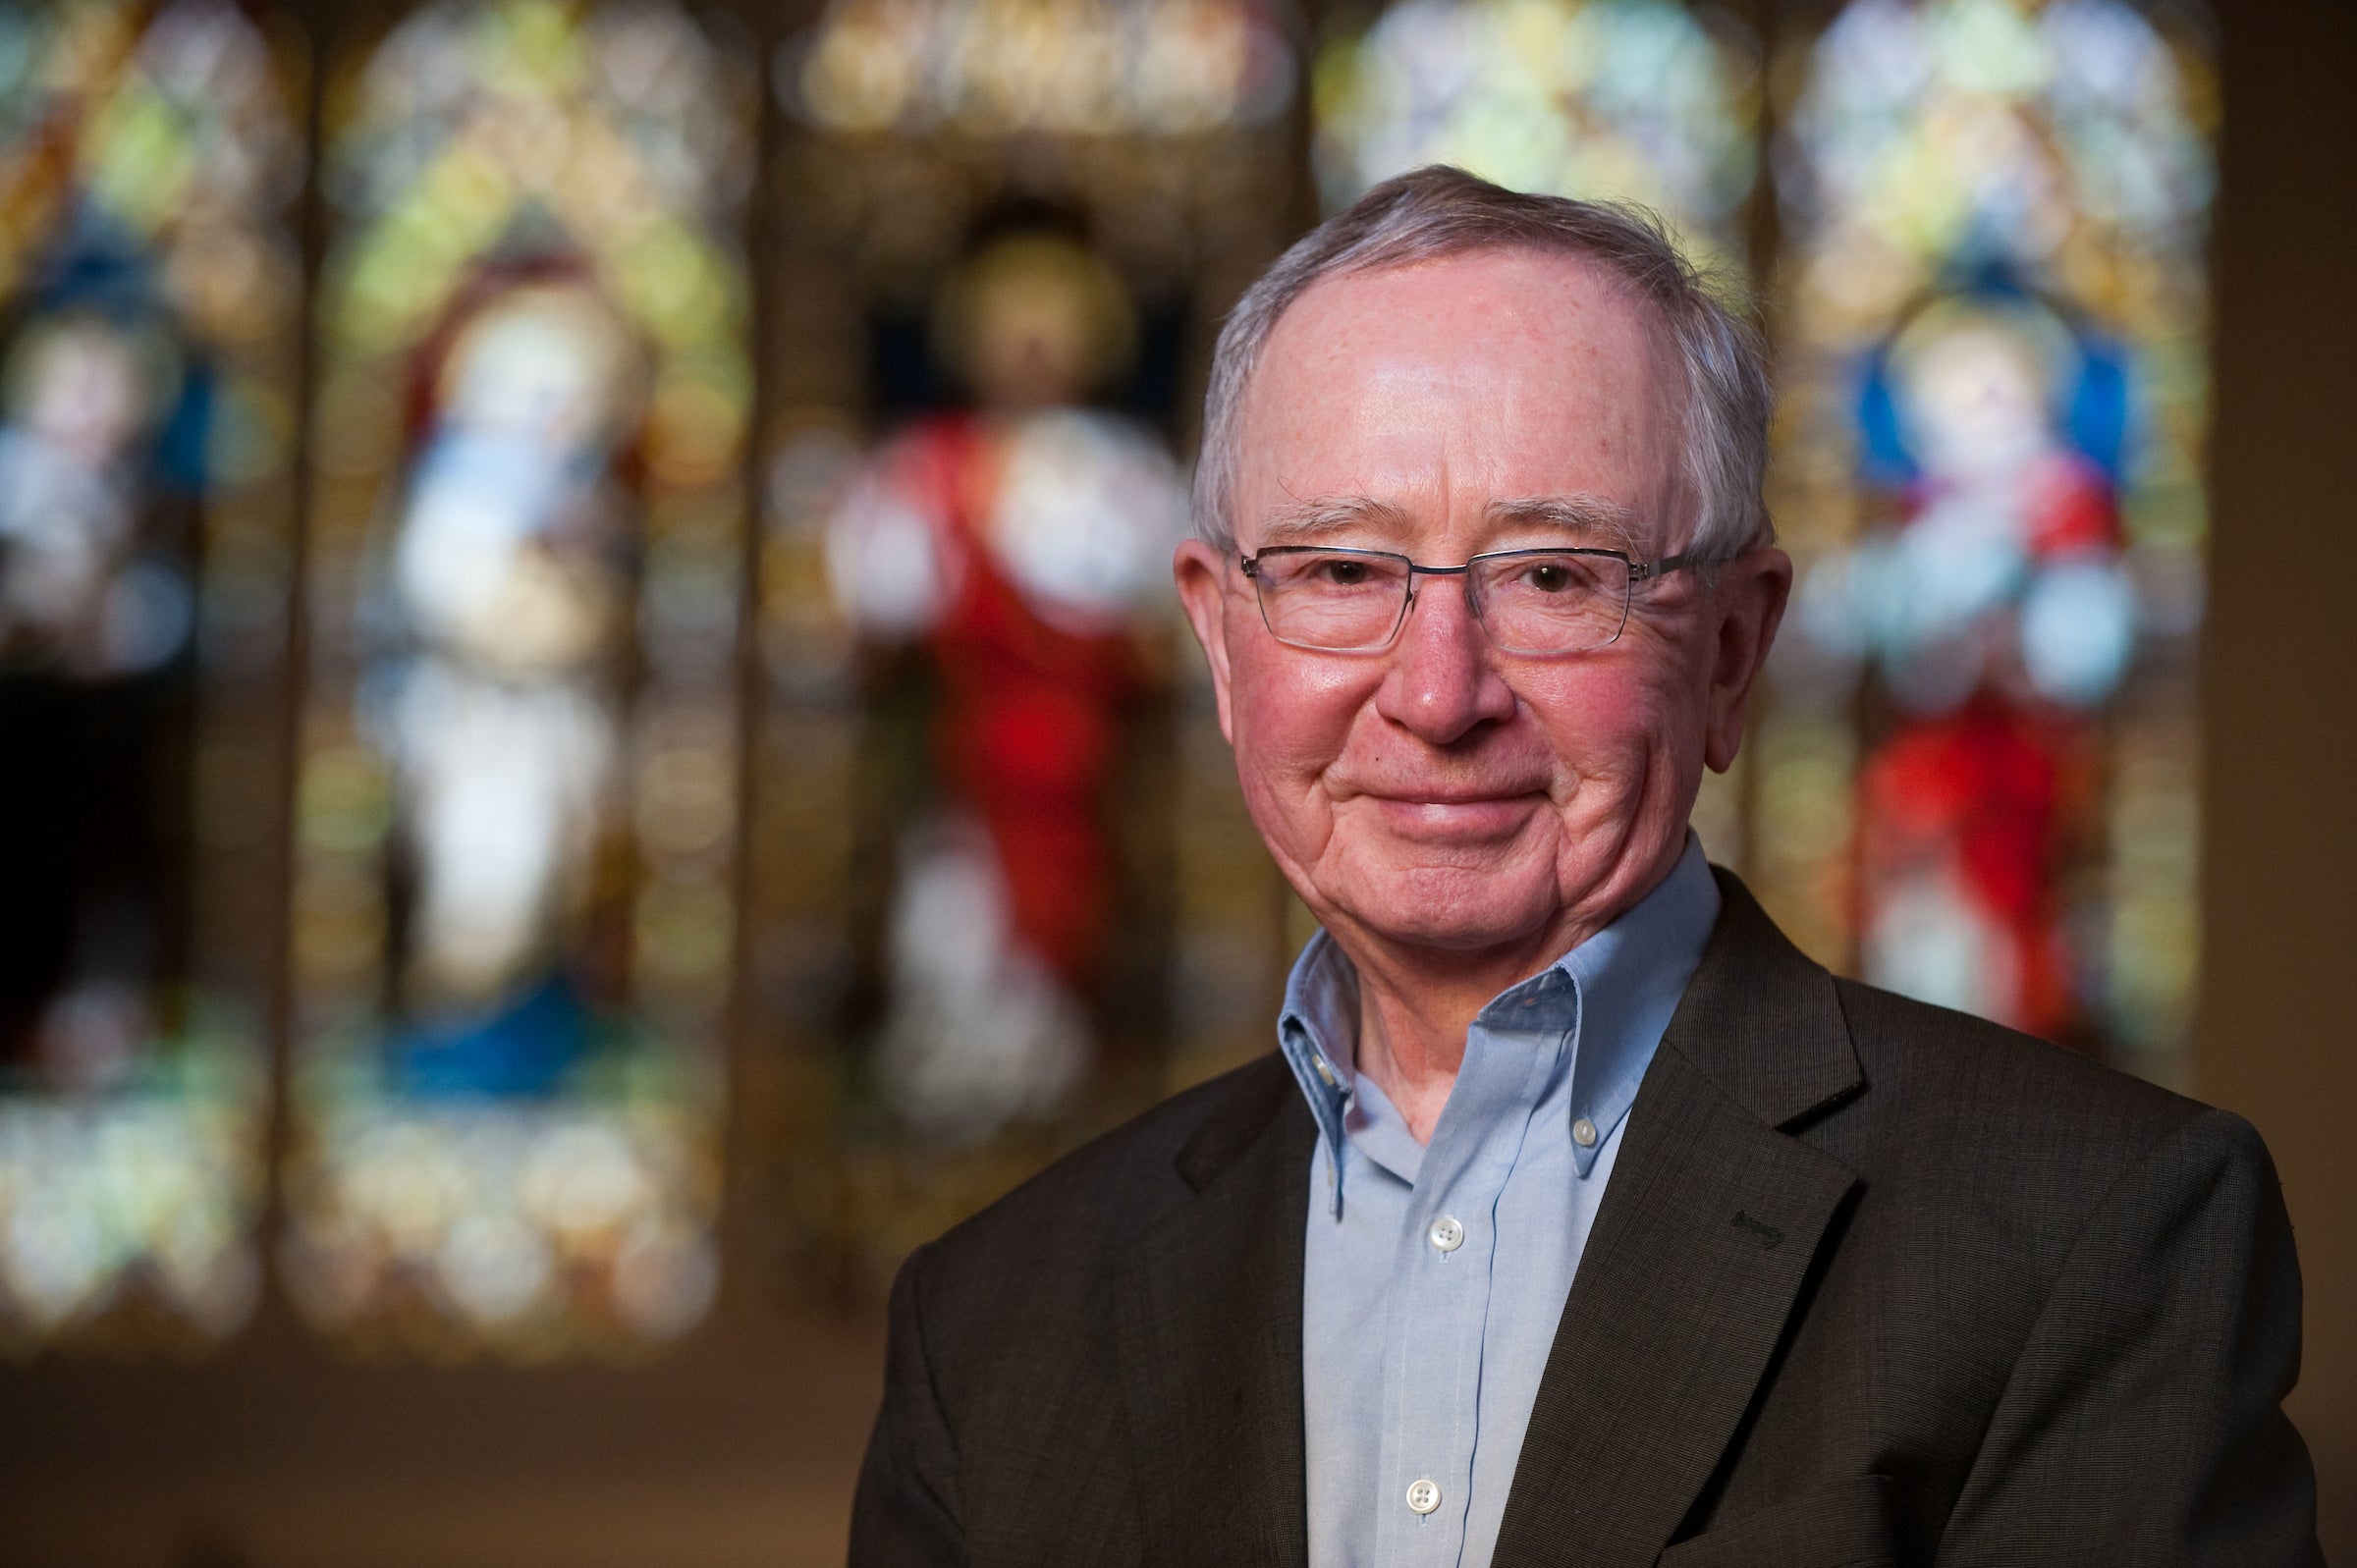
left=1279, top=837, right=1722, bottom=1568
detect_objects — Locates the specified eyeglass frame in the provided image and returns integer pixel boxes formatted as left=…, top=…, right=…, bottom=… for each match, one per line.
left=1236, top=544, right=1697, bottom=655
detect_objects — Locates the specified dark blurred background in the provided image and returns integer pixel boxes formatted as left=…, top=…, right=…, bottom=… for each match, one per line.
left=0, top=0, right=2347, bottom=1561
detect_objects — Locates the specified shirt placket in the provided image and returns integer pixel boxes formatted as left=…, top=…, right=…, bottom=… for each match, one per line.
left=1370, top=1016, right=1567, bottom=1566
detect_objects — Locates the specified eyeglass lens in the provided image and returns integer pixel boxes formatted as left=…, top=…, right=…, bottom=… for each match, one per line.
left=1250, top=549, right=1632, bottom=654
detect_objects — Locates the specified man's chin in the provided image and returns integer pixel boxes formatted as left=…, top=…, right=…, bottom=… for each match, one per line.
left=1324, top=862, right=1561, bottom=956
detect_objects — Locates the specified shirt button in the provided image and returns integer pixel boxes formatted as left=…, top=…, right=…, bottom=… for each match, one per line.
left=1428, top=1216, right=1464, bottom=1253
left=1405, top=1478, right=1443, bottom=1515
left=1572, top=1116, right=1599, bottom=1148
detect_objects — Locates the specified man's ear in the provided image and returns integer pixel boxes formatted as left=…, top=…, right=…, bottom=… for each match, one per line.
left=1702, top=547, right=1792, bottom=774
left=1174, top=537, right=1236, bottom=743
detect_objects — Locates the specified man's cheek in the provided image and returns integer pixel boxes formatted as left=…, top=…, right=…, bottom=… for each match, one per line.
left=1536, top=665, right=1687, bottom=744
left=1246, top=728, right=1343, bottom=808
left=1521, top=674, right=1665, bottom=763
left=1228, top=691, right=1331, bottom=800
left=1233, top=758, right=1332, bottom=878
left=1235, top=665, right=1354, bottom=768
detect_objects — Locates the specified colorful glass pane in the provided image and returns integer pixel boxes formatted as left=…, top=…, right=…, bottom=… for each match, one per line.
left=1313, top=0, right=1756, bottom=251
left=785, top=0, right=1294, bottom=137
left=1760, top=0, right=2213, bottom=1081
left=284, top=0, right=752, bottom=1354
left=0, top=0, right=301, bottom=1350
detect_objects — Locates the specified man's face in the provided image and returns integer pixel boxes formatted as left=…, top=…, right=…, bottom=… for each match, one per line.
left=1176, top=248, right=1789, bottom=967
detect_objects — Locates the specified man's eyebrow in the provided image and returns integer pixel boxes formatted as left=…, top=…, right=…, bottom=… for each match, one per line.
left=1484, top=494, right=1645, bottom=554
left=1254, top=495, right=1413, bottom=547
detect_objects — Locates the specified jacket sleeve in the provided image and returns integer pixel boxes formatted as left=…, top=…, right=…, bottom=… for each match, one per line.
left=1938, top=1107, right=2324, bottom=1566
left=849, top=1245, right=966, bottom=1568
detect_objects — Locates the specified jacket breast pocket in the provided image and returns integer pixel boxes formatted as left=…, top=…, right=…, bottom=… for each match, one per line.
left=1655, top=1475, right=1898, bottom=1568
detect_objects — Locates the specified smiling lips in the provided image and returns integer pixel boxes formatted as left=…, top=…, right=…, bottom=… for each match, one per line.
left=1359, top=787, right=1548, bottom=840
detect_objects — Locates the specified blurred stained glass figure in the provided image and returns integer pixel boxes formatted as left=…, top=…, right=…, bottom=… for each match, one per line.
left=1762, top=0, right=2213, bottom=1076
left=826, top=230, right=1186, bottom=1143
left=285, top=0, right=752, bottom=1355
left=0, top=0, right=301, bottom=1348
left=1799, top=297, right=2133, bottom=1035
left=1313, top=0, right=1756, bottom=249
left=378, top=279, right=634, bottom=1088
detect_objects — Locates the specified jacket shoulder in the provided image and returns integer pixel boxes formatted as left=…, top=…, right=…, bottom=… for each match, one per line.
left=1834, top=976, right=2196, bottom=1132
left=1824, top=977, right=2243, bottom=1266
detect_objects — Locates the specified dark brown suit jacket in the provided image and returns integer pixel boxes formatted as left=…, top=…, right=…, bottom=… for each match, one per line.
left=850, top=873, right=2323, bottom=1566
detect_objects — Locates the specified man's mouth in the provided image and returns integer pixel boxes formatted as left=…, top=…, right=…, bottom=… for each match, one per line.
left=1358, top=788, right=1548, bottom=840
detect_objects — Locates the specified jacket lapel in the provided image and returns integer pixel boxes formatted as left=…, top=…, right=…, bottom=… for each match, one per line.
left=1493, top=873, right=1866, bottom=1566
left=1116, top=1058, right=1316, bottom=1568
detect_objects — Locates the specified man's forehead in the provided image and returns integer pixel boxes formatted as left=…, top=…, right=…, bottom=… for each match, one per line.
left=1260, top=246, right=1664, bottom=371
left=1239, top=249, right=1678, bottom=454
left=1234, top=247, right=1683, bottom=530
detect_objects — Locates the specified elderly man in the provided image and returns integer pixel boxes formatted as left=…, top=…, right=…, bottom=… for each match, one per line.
left=849, top=168, right=2321, bottom=1567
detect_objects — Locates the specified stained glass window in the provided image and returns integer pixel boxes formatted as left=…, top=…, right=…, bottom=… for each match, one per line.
left=0, top=0, right=2227, bottom=1354
left=282, top=0, right=754, bottom=1354
left=0, top=0, right=301, bottom=1349
left=1759, top=0, right=2214, bottom=1081
left=1312, top=0, right=1757, bottom=252
left=758, top=0, right=1299, bottom=1289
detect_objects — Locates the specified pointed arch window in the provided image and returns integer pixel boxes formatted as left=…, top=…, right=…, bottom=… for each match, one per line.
left=284, top=0, right=755, bottom=1355
left=0, top=0, right=303, bottom=1350
left=1758, top=0, right=2215, bottom=1079
left=755, top=0, right=1304, bottom=1286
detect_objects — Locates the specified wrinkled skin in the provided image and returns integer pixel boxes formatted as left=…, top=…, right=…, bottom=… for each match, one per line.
left=1175, top=248, right=1791, bottom=1140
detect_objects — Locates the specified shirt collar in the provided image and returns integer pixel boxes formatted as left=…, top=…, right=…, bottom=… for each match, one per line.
left=1277, top=927, right=1359, bottom=1188
left=1545, top=835, right=1721, bottom=1176
left=1277, top=835, right=1723, bottom=1203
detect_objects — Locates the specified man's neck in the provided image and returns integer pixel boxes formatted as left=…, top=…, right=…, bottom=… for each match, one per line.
left=1342, top=932, right=1583, bottom=1146
left=1330, top=846, right=1693, bottom=1146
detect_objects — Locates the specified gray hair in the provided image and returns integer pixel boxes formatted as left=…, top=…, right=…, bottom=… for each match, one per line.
left=1191, top=165, right=1774, bottom=565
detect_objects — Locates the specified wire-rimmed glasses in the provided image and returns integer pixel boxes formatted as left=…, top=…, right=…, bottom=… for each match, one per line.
left=1238, top=545, right=1694, bottom=655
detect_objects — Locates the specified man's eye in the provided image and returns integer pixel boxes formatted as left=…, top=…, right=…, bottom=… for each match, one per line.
left=1521, top=561, right=1579, bottom=592
left=1316, top=559, right=1370, bottom=586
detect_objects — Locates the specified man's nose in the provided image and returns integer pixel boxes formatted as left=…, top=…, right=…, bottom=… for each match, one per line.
left=1372, top=574, right=1517, bottom=744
